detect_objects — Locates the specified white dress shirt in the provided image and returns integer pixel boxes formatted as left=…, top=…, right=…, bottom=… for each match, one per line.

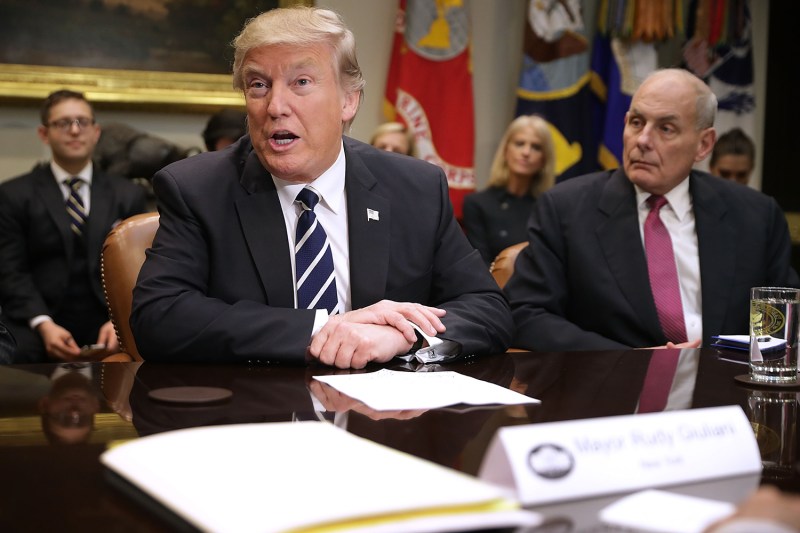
left=635, top=178, right=703, bottom=343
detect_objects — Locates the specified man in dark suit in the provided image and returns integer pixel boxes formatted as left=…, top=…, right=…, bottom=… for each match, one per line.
left=131, top=6, right=512, bottom=368
left=0, top=90, right=147, bottom=363
left=506, top=68, right=798, bottom=351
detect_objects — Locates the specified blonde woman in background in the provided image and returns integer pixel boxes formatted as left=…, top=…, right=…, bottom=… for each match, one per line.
left=463, top=115, right=556, bottom=265
left=369, top=122, right=416, bottom=157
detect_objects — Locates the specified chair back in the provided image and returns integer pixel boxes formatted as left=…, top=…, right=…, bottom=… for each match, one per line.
left=101, top=212, right=159, bottom=361
left=489, top=242, right=527, bottom=289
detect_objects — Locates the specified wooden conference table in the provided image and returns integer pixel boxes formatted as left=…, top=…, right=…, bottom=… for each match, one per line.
left=0, top=348, right=798, bottom=532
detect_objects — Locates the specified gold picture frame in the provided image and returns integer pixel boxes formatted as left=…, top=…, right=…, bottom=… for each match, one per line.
left=0, top=0, right=311, bottom=112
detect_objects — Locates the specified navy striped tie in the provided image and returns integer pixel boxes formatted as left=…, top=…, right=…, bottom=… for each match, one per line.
left=295, top=188, right=338, bottom=314
left=65, top=177, right=87, bottom=238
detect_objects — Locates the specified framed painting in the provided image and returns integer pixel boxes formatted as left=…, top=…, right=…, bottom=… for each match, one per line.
left=0, top=0, right=312, bottom=111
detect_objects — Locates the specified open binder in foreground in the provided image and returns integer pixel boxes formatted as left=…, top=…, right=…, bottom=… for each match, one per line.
left=101, top=422, right=540, bottom=533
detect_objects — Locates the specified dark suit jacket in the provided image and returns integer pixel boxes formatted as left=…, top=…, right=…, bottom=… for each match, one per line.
left=506, top=169, right=799, bottom=351
left=462, top=186, right=534, bottom=265
left=0, top=320, right=15, bottom=364
left=0, top=163, right=147, bottom=323
left=131, top=136, right=512, bottom=363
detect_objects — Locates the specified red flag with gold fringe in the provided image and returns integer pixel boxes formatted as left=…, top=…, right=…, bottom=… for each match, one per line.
left=384, top=0, right=475, bottom=220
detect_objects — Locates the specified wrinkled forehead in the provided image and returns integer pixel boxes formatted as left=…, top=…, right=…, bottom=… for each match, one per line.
left=242, top=43, right=338, bottom=82
left=631, top=74, right=699, bottom=122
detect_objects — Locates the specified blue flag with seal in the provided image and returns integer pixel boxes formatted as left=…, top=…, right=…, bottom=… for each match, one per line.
left=514, top=0, right=598, bottom=182
left=590, top=33, right=657, bottom=170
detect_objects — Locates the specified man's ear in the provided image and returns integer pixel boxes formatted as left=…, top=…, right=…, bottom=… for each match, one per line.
left=36, top=125, right=50, bottom=145
left=695, top=127, right=717, bottom=162
left=341, top=90, right=359, bottom=124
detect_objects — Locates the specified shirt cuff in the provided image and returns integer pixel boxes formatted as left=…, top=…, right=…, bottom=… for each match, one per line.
left=404, top=321, right=462, bottom=364
left=311, top=310, right=328, bottom=336
left=29, top=315, right=53, bottom=330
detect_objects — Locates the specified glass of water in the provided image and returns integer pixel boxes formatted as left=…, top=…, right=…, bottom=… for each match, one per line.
left=749, top=287, right=799, bottom=383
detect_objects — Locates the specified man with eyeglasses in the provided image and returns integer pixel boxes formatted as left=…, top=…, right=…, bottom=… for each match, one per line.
left=0, top=89, right=147, bottom=363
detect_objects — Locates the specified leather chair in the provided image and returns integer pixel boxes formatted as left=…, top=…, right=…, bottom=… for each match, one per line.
left=101, top=212, right=160, bottom=361
left=489, top=242, right=528, bottom=353
left=489, top=242, right=527, bottom=289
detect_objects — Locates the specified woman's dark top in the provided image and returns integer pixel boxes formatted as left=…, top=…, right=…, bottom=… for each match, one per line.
left=462, top=186, right=534, bottom=265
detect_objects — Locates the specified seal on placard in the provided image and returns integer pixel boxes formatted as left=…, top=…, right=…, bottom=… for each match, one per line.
left=527, top=443, right=575, bottom=480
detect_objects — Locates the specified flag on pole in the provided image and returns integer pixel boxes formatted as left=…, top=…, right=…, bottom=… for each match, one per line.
left=384, top=0, right=475, bottom=219
left=683, top=0, right=756, bottom=171
left=590, top=34, right=657, bottom=170
left=514, top=0, right=597, bottom=182
left=590, top=0, right=680, bottom=170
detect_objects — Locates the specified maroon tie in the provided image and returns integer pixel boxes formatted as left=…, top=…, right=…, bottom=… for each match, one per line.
left=644, top=195, right=688, bottom=343
left=638, top=350, right=680, bottom=413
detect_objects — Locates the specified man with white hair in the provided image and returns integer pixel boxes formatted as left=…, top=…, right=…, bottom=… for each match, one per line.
left=507, top=68, right=798, bottom=351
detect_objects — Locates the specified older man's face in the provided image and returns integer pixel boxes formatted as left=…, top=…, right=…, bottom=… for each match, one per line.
left=242, top=43, right=359, bottom=183
left=622, top=73, right=715, bottom=195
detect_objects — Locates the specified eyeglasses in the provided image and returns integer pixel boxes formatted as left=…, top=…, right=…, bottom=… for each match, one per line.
left=46, top=410, right=93, bottom=428
left=47, top=117, right=95, bottom=132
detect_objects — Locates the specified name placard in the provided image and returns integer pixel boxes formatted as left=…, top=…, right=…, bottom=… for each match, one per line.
left=478, top=406, right=761, bottom=506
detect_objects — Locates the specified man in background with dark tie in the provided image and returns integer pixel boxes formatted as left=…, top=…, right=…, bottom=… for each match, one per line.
left=0, top=90, right=147, bottom=363
left=506, top=68, right=798, bottom=351
left=131, top=7, right=512, bottom=368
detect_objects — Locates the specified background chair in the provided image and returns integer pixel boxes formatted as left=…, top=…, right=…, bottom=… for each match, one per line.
left=101, top=212, right=159, bottom=361
left=489, top=242, right=527, bottom=289
left=490, top=242, right=528, bottom=353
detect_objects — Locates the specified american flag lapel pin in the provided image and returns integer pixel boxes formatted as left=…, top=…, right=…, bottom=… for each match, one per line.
left=367, top=208, right=379, bottom=222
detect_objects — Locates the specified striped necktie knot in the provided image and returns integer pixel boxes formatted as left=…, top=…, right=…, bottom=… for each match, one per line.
left=296, top=188, right=320, bottom=212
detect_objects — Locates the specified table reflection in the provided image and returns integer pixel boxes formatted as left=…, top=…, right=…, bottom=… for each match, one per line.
left=0, top=349, right=797, bottom=532
left=747, top=389, right=799, bottom=480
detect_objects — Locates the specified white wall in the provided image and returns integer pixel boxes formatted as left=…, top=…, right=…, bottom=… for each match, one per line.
left=0, top=1, right=769, bottom=189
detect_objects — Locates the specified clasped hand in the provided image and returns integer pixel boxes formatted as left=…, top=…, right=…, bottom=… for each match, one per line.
left=38, top=319, right=120, bottom=361
left=308, top=300, right=446, bottom=369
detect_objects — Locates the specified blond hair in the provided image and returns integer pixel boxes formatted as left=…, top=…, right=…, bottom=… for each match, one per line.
left=369, top=122, right=416, bottom=156
left=231, top=6, right=365, bottom=128
left=487, top=115, right=556, bottom=197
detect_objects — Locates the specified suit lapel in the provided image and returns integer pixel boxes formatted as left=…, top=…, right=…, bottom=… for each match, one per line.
left=596, top=170, right=664, bottom=341
left=235, top=152, right=295, bottom=308
left=691, top=173, right=734, bottom=340
left=34, top=166, right=74, bottom=264
left=343, top=141, right=391, bottom=309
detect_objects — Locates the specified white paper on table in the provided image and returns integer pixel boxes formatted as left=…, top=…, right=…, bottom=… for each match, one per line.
left=102, top=422, right=542, bottom=533
left=313, top=369, right=539, bottom=411
left=599, top=489, right=736, bottom=533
